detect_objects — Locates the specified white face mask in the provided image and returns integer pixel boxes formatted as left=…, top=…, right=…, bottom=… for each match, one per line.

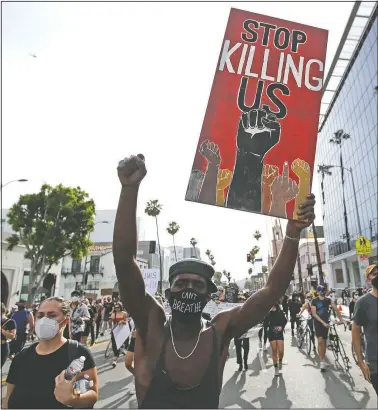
left=35, top=317, right=63, bottom=340
left=71, top=296, right=79, bottom=303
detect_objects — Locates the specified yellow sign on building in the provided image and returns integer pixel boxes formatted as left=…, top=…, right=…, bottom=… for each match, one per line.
left=355, top=236, right=372, bottom=255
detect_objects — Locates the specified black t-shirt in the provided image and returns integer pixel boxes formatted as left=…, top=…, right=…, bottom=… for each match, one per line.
left=311, top=297, right=332, bottom=321
left=104, top=302, right=113, bottom=316
left=1, top=317, right=16, bottom=341
left=6, top=341, right=96, bottom=409
left=267, top=309, right=287, bottom=333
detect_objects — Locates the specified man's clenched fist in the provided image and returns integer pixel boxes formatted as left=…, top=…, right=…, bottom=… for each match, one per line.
left=117, top=154, right=147, bottom=186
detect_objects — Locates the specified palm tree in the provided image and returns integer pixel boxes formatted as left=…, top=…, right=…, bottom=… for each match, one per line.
left=145, top=200, right=163, bottom=291
left=317, top=165, right=333, bottom=217
left=222, top=270, right=231, bottom=284
left=213, top=271, right=222, bottom=285
left=167, top=221, right=180, bottom=262
left=248, top=267, right=253, bottom=275
left=190, top=237, right=198, bottom=258
left=330, top=129, right=351, bottom=251
left=253, top=230, right=262, bottom=241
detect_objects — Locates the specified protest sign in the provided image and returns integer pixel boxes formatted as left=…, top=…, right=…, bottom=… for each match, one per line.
left=143, top=269, right=160, bottom=295
left=186, top=8, right=328, bottom=220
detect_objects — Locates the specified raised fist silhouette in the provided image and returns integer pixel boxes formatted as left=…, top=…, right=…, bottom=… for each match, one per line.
left=200, top=139, right=221, bottom=167
left=117, top=154, right=147, bottom=186
left=236, top=109, right=281, bottom=157
left=217, top=169, right=233, bottom=191
left=262, top=164, right=279, bottom=186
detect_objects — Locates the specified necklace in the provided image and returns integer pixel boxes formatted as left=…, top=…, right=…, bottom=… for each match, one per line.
left=169, top=319, right=203, bottom=360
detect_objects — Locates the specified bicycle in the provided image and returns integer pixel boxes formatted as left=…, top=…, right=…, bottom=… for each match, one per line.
left=327, top=318, right=352, bottom=373
left=297, top=317, right=313, bottom=356
left=104, top=338, right=128, bottom=359
left=348, top=321, right=365, bottom=365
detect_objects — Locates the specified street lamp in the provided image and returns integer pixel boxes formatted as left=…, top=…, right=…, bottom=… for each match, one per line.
left=82, top=220, right=111, bottom=291
left=1, top=179, right=28, bottom=189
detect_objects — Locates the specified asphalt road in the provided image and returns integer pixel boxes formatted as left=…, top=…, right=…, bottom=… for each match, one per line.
left=2, top=322, right=377, bottom=408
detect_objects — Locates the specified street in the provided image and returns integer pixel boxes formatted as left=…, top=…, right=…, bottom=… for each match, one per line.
left=2, top=322, right=376, bottom=408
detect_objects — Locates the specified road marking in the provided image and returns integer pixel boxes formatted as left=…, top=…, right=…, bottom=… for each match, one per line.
left=1, top=340, right=109, bottom=385
left=257, top=347, right=267, bottom=372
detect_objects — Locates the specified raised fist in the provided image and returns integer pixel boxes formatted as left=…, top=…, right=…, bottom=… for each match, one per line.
left=291, top=159, right=310, bottom=182
left=262, top=164, right=279, bottom=185
left=200, top=139, right=221, bottom=167
left=217, top=169, right=233, bottom=191
left=117, top=154, right=147, bottom=186
left=236, top=109, right=281, bottom=157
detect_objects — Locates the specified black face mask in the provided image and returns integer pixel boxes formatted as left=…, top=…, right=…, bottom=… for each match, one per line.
left=18, top=305, right=25, bottom=310
left=168, top=289, right=208, bottom=324
left=371, top=276, right=378, bottom=289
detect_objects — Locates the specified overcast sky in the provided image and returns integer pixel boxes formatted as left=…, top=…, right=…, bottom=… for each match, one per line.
left=2, top=1, right=354, bottom=280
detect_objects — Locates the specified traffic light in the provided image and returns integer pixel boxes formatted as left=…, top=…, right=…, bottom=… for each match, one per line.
left=247, top=253, right=251, bottom=262
left=149, top=240, right=156, bottom=254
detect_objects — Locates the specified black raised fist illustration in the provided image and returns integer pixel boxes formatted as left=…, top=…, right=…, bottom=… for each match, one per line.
left=236, top=109, right=281, bottom=157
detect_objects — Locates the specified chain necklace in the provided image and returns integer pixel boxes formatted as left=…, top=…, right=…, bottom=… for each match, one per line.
left=169, top=319, right=203, bottom=360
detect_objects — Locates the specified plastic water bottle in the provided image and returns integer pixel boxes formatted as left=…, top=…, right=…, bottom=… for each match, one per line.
left=65, top=356, right=86, bottom=380
left=74, top=374, right=94, bottom=394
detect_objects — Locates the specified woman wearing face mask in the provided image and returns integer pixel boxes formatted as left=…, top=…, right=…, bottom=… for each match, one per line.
left=70, top=293, right=90, bottom=343
left=110, top=302, right=128, bottom=368
left=2, top=297, right=98, bottom=409
left=266, top=302, right=288, bottom=376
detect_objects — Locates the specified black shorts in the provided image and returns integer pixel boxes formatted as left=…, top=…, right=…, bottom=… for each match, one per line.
left=268, top=331, right=284, bottom=342
left=314, top=321, right=329, bottom=339
left=128, top=337, right=136, bottom=353
left=83, top=322, right=92, bottom=337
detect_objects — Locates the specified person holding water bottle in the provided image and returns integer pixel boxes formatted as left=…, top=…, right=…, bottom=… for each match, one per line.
left=2, top=297, right=98, bottom=409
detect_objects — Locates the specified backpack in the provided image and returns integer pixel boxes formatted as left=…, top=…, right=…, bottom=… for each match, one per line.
left=11, top=310, right=29, bottom=333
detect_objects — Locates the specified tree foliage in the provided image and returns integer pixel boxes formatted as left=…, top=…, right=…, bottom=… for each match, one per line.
left=167, top=221, right=180, bottom=262
left=7, top=184, right=95, bottom=302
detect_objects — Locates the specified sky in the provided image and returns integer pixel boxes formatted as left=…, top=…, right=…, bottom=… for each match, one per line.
left=2, top=1, right=355, bottom=280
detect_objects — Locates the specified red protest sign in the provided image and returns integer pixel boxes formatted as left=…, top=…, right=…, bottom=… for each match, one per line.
left=185, top=8, right=328, bottom=220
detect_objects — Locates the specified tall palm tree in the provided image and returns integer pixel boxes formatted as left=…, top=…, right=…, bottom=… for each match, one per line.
left=145, top=200, right=163, bottom=291
left=317, top=164, right=333, bottom=218
left=253, top=230, right=262, bottom=241
left=330, top=129, right=351, bottom=251
left=248, top=267, right=253, bottom=275
left=190, top=237, right=198, bottom=258
left=167, top=221, right=180, bottom=262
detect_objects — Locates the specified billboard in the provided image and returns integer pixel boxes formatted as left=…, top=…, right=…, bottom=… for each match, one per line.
left=186, top=8, right=328, bottom=220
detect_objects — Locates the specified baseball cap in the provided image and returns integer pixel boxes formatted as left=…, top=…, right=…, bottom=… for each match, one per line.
left=169, top=258, right=218, bottom=293
left=365, top=264, right=377, bottom=278
left=316, top=285, right=325, bottom=292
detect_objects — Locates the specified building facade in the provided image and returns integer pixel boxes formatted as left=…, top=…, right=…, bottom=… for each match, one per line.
left=59, top=243, right=149, bottom=300
left=1, top=232, right=63, bottom=309
left=316, top=4, right=378, bottom=289
left=166, top=246, right=202, bottom=266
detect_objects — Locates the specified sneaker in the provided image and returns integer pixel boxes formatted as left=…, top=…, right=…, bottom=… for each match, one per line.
left=320, top=361, right=326, bottom=371
left=112, top=361, right=117, bottom=368
left=238, top=364, right=243, bottom=371
left=263, top=345, right=268, bottom=351
left=244, top=362, right=248, bottom=371
left=279, top=361, right=283, bottom=373
left=274, top=366, right=280, bottom=376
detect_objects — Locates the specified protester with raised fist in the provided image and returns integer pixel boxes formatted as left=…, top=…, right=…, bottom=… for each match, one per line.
left=113, top=154, right=316, bottom=408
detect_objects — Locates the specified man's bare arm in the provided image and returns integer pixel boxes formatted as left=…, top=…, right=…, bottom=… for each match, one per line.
left=331, top=301, right=343, bottom=321
left=352, top=322, right=364, bottom=365
left=225, top=194, right=315, bottom=337
left=113, top=156, right=162, bottom=337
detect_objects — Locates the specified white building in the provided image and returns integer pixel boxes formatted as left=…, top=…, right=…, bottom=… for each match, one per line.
left=59, top=243, right=148, bottom=300
left=1, top=232, right=63, bottom=309
left=166, top=246, right=201, bottom=266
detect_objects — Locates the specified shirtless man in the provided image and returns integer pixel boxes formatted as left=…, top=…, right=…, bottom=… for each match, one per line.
left=114, top=154, right=316, bottom=408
